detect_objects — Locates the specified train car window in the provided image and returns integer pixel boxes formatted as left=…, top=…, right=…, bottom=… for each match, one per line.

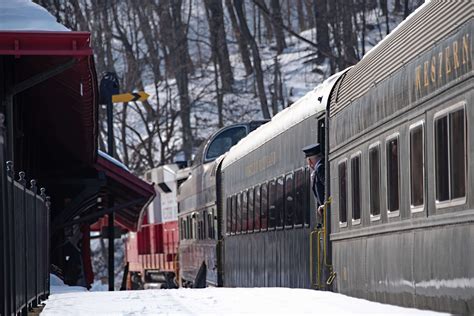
left=185, top=218, right=189, bottom=239
left=236, top=193, right=242, bottom=233
left=203, top=214, right=207, bottom=239
left=386, top=135, right=400, bottom=215
left=369, top=144, right=381, bottom=220
left=248, top=188, right=255, bottom=232
left=338, top=160, right=348, bottom=226
left=242, top=190, right=248, bottom=232
left=450, top=109, right=466, bottom=199
left=185, top=216, right=188, bottom=239
left=304, top=167, right=311, bottom=225
left=317, top=116, right=325, bottom=153
left=435, top=105, right=466, bottom=203
left=254, top=185, right=261, bottom=231
left=276, top=176, right=285, bottom=229
left=189, top=217, right=192, bottom=239
left=209, top=210, right=213, bottom=239
left=187, top=218, right=190, bottom=239
left=205, top=126, right=247, bottom=161
left=351, top=153, right=361, bottom=224
left=231, top=195, right=237, bottom=234
left=185, top=219, right=188, bottom=239
left=268, top=180, right=277, bottom=229
left=213, top=209, right=218, bottom=239
left=194, top=216, right=198, bottom=239
left=198, top=214, right=203, bottom=240
left=208, top=211, right=214, bottom=239
left=285, top=173, right=294, bottom=228
left=205, top=210, right=209, bottom=239
left=435, top=116, right=449, bottom=201
left=409, top=122, right=425, bottom=211
left=195, top=216, right=198, bottom=239
left=226, top=197, right=231, bottom=235
left=202, top=216, right=205, bottom=239
left=294, top=169, right=304, bottom=226
left=187, top=215, right=192, bottom=239
left=261, top=183, right=268, bottom=230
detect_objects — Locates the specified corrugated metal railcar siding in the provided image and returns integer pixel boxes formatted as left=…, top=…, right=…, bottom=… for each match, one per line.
left=330, top=1, right=472, bottom=118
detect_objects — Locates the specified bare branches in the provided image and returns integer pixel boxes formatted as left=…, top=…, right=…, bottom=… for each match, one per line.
left=36, top=0, right=425, bottom=173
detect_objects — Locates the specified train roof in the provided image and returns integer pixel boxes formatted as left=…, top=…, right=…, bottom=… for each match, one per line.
left=221, top=71, right=345, bottom=170
left=329, top=0, right=472, bottom=117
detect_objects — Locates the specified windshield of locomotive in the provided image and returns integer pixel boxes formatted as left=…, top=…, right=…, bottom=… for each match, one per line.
left=205, top=126, right=247, bottom=161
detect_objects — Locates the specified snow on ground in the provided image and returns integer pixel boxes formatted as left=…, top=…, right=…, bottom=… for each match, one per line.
left=0, top=0, right=69, bottom=31
left=41, top=287, right=445, bottom=316
left=49, top=274, right=87, bottom=295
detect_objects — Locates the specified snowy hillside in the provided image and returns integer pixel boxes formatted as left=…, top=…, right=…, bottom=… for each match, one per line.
left=34, top=0, right=424, bottom=172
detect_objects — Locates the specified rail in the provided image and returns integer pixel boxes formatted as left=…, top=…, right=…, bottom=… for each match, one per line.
left=310, top=197, right=336, bottom=289
left=0, top=114, right=51, bottom=315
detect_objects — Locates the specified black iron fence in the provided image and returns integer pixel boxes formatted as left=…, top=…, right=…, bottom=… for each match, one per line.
left=1, top=114, right=51, bottom=315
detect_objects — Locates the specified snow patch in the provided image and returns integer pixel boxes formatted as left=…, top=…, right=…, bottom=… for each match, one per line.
left=98, top=150, right=131, bottom=172
left=0, top=0, right=69, bottom=31
left=50, top=274, right=65, bottom=286
left=416, top=278, right=474, bottom=290
left=49, top=274, right=88, bottom=295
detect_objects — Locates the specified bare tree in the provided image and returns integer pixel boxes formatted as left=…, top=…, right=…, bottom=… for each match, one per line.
left=304, top=0, right=315, bottom=28
left=380, top=0, right=390, bottom=34
left=225, top=0, right=253, bottom=76
left=270, top=0, right=287, bottom=54
left=234, top=0, right=271, bottom=119
left=135, top=3, right=162, bottom=82
left=36, top=0, right=426, bottom=171
left=296, top=0, right=307, bottom=32
left=158, top=0, right=193, bottom=161
left=271, top=56, right=284, bottom=115
left=204, top=0, right=234, bottom=92
left=315, top=0, right=331, bottom=63
left=254, top=0, right=274, bottom=42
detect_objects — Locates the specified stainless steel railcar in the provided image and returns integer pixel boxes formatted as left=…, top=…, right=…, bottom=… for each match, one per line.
left=177, top=121, right=267, bottom=286
left=327, top=2, right=473, bottom=313
left=219, top=75, right=343, bottom=288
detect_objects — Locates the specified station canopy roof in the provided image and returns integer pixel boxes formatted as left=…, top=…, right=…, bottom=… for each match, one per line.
left=94, top=151, right=156, bottom=231
left=0, top=0, right=96, bottom=164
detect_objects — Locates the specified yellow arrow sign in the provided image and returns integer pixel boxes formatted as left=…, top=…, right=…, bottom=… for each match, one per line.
left=112, top=91, right=149, bottom=103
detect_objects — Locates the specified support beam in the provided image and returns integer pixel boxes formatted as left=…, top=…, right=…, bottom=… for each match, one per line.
left=108, top=203, right=114, bottom=291
left=51, top=177, right=106, bottom=230
left=5, top=94, right=13, bottom=162
left=56, top=198, right=146, bottom=229
left=10, top=59, right=76, bottom=96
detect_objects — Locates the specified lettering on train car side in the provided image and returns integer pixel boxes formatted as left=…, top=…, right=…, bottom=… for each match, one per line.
left=245, top=151, right=277, bottom=177
left=415, top=31, right=471, bottom=99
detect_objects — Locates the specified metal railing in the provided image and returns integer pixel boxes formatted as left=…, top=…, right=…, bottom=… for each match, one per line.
left=0, top=114, right=51, bottom=315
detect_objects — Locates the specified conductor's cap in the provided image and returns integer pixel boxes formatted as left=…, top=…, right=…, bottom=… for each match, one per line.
left=302, top=143, right=321, bottom=157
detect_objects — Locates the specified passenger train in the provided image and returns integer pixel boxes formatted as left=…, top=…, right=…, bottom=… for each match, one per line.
left=177, top=2, right=473, bottom=314
left=178, top=121, right=268, bottom=286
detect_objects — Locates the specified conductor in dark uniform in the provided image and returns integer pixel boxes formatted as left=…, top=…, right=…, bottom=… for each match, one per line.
left=302, top=143, right=325, bottom=216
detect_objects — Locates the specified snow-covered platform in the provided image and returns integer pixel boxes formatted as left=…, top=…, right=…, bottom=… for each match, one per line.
left=41, top=287, right=445, bottom=315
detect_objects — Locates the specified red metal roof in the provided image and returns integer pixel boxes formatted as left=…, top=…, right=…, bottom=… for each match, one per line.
left=95, top=154, right=156, bottom=232
left=0, top=31, right=93, bottom=56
